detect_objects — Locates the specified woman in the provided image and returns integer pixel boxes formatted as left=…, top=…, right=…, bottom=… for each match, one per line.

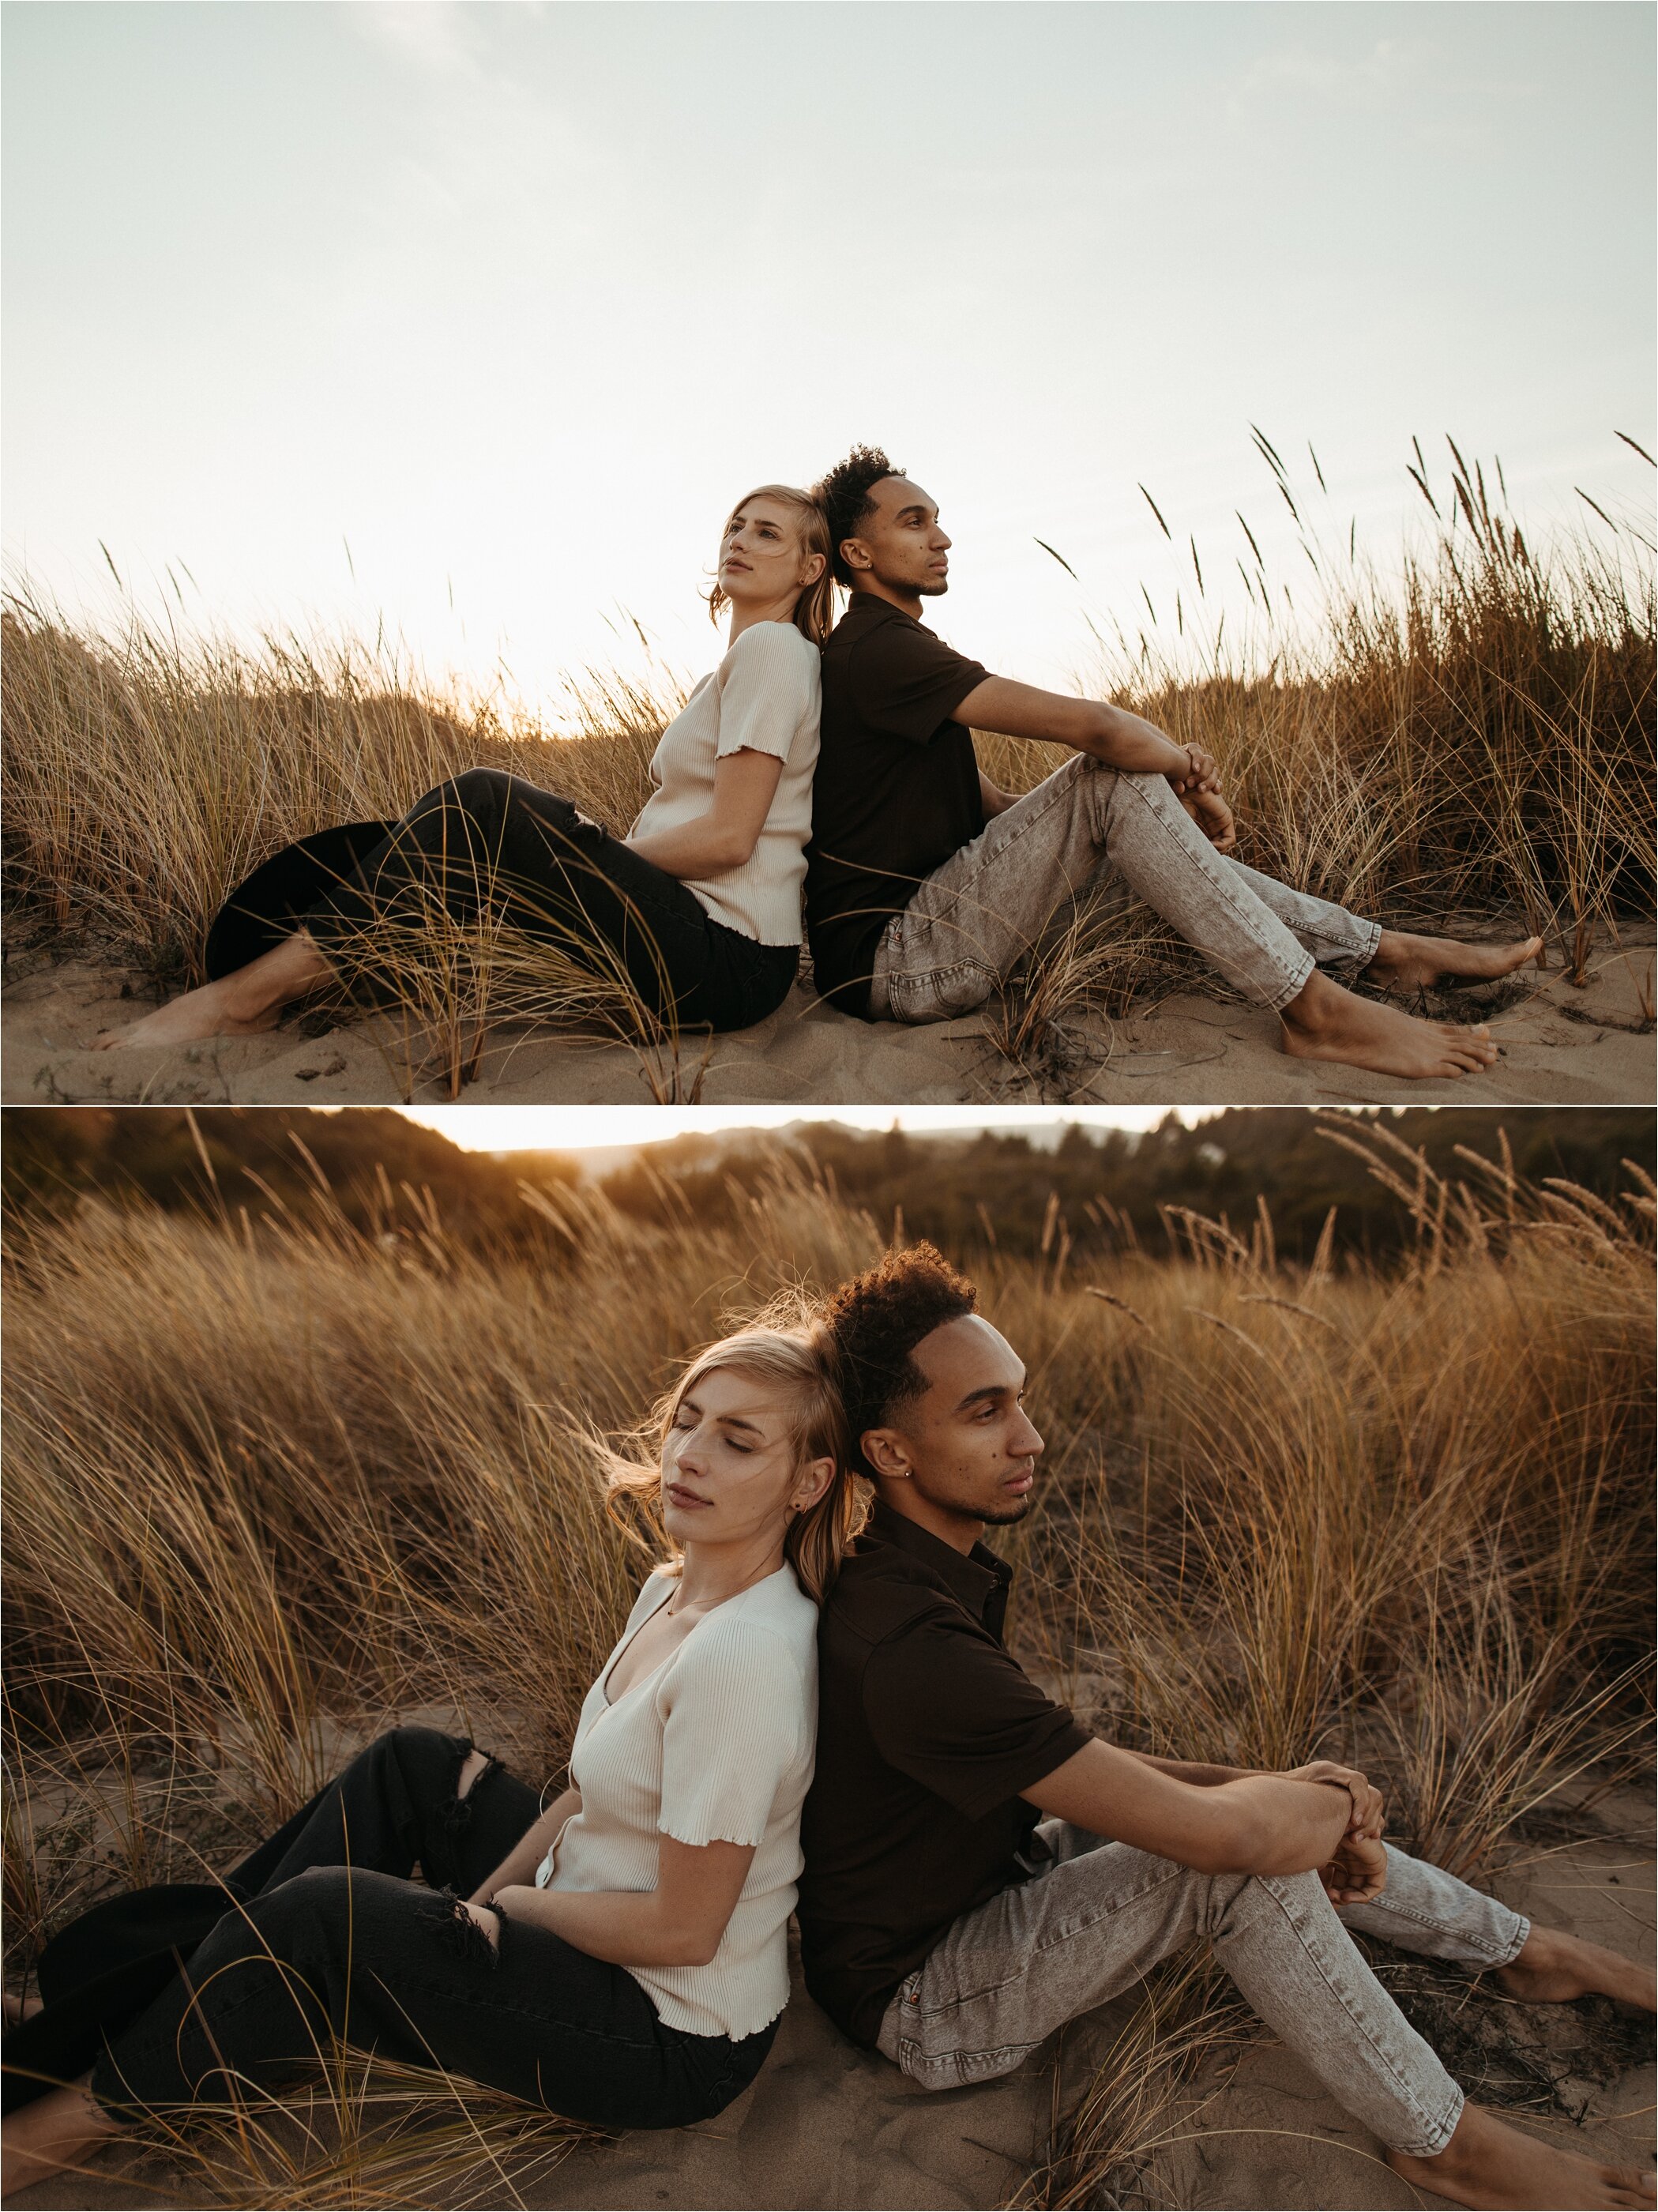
left=2, top=1319, right=866, bottom=2197
left=96, top=487, right=833, bottom=1050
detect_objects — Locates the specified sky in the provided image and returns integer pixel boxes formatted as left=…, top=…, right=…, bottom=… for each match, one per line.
left=6, top=2, right=1653, bottom=715
left=398, top=1104, right=1220, bottom=1152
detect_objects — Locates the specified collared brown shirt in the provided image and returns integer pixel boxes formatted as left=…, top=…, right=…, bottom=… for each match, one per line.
left=797, top=1499, right=1092, bottom=2048
left=804, top=592, right=989, bottom=1017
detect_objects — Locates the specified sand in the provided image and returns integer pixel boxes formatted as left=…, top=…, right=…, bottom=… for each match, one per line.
left=5, top=929, right=1653, bottom=1108
left=20, top=1788, right=1654, bottom=2211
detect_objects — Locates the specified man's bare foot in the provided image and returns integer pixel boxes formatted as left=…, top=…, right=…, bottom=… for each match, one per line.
left=1389, top=2101, right=1656, bottom=2210
left=1, top=1992, right=43, bottom=2026
left=1365, top=931, right=1544, bottom=994
left=95, top=982, right=284, bottom=1051
left=1280, top=969, right=1499, bottom=1080
left=1497, top=1924, right=1656, bottom=2011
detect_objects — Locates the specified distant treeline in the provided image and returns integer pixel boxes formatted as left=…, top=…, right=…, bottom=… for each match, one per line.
left=0, top=1108, right=580, bottom=1251
left=2, top=1106, right=1652, bottom=1270
left=601, top=1109, right=1656, bottom=1264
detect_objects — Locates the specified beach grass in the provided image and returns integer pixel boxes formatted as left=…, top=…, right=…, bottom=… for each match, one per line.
left=974, top=438, right=1655, bottom=1070
left=3, top=438, right=1652, bottom=1085
left=2, top=1115, right=1651, bottom=2204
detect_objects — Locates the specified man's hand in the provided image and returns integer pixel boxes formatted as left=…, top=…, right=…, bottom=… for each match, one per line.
left=1286, top=1759, right=1386, bottom=1843
left=1319, top=1829, right=1388, bottom=1906
left=1179, top=784, right=1238, bottom=853
left=1168, top=743, right=1222, bottom=794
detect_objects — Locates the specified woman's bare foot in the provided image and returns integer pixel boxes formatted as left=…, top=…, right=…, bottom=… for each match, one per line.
left=1389, top=2101, right=1656, bottom=2210
left=1280, top=969, right=1500, bottom=1080
left=1365, top=931, right=1544, bottom=993
left=95, top=980, right=285, bottom=1051
left=94, top=931, right=330, bottom=1052
left=1497, top=1924, right=1656, bottom=2011
left=2, top=2078, right=122, bottom=2202
left=1, top=1992, right=43, bottom=2026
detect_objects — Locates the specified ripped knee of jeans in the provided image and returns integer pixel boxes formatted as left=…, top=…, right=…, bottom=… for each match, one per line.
left=430, top=1886, right=505, bottom=1968
left=439, top=1744, right=497, bottom=1852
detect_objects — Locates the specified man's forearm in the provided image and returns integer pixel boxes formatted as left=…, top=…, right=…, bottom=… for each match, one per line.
left=1124, top=1747, right=1252, bottom=1789
left=468, top=1787, right=579, bottom=1903
left=1213, top=1774, right=1353, bottom=1875
left=1077, top=704, right=1192, bottom=777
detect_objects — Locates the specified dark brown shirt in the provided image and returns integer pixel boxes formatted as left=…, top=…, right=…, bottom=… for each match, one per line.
left=804, top=593, right=989, bottom=1016
left=797, top=1500, right=1092, bottom=2048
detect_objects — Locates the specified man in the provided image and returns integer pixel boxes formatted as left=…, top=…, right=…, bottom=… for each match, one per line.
left=799, top=1243, right=1656, bottom=2212
left=803, top=446, right=1543, bottom=1082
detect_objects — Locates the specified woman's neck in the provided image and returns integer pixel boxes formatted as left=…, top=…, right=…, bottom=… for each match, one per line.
left=725, top=594, right=798, bottom=644
left=673, top=1532, right=785, bottom=1610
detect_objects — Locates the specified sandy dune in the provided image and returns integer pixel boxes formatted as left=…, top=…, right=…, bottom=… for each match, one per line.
left=6, top=930, right=1653, bottom=1108
left=22, top=1789, right=1654, bottom=2211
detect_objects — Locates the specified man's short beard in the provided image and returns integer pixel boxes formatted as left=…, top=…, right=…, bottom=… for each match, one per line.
left=915, top=577, right=949, bottom=596
left=978, top=1495, right=1032, bottom=1527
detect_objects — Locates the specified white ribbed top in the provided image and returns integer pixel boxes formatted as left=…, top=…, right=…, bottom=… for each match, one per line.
left=534, top=1564, right=818, bottom=2039
left=629, top=620, right=821, bottom=945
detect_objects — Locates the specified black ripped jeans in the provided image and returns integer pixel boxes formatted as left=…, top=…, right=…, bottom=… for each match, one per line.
left=90, top=1728, right=776, bottom=2131
left=303, top=768, right=799, bottom=1033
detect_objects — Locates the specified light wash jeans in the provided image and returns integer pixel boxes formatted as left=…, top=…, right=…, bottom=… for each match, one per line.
left=876, top=1826, right=1530, bottom=2157
left=869, top=752, right=1382, bottom=1023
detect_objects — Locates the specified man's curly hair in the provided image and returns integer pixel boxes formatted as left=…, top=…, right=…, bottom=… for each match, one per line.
left=820, top=1242, right=978, bottom=1477
left=811, top=444, right=904, bottom=587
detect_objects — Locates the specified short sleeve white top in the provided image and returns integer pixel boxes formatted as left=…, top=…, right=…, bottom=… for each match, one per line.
left=533, top=1564, right=818, bottom=2040
left=628, top=621, right=821, bottom=946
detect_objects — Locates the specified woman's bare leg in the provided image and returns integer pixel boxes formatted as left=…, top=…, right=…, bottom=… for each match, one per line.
left=1, top=2076, right=122, bottom=2202
left=95, top=930, right=332, bottom=1051
left=0, top=1996, right=42, bottom=2028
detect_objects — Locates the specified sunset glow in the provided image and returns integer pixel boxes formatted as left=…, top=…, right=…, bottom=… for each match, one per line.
left=7, top=4, right=1651, bottom=713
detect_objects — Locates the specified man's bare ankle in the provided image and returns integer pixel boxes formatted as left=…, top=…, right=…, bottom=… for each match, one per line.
left=1280, top=973, right=1340, bottom=1035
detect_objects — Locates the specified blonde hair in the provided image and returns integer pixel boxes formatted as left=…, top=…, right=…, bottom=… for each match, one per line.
left=707, top=484, right=837, bottom=647
left=600, top=1311, right=868, bottom=1605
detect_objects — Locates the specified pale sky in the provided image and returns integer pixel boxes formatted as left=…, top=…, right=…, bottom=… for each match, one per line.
left=6, top=2, right=1653, bottom=714
left=398, top=1104, right=1209, bottom=1151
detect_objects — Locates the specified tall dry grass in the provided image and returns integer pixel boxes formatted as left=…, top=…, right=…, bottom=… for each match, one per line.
left=1005, top=1123, right=1655, bottom=2206
left=2, top=1119, right=1652, bottom=2203
left=0, top=589, right=691, bottom=1094
left=4, top=438, right=1651, bottom=1074
left=0, top=586, right=675, bottom=978
left=979, top=439, right=1655, bottom=1067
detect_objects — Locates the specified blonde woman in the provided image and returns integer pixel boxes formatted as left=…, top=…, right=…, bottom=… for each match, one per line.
left=2, top=1321, right=866, bottom=2193
left=97, top=487, right=833, bottom=1051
